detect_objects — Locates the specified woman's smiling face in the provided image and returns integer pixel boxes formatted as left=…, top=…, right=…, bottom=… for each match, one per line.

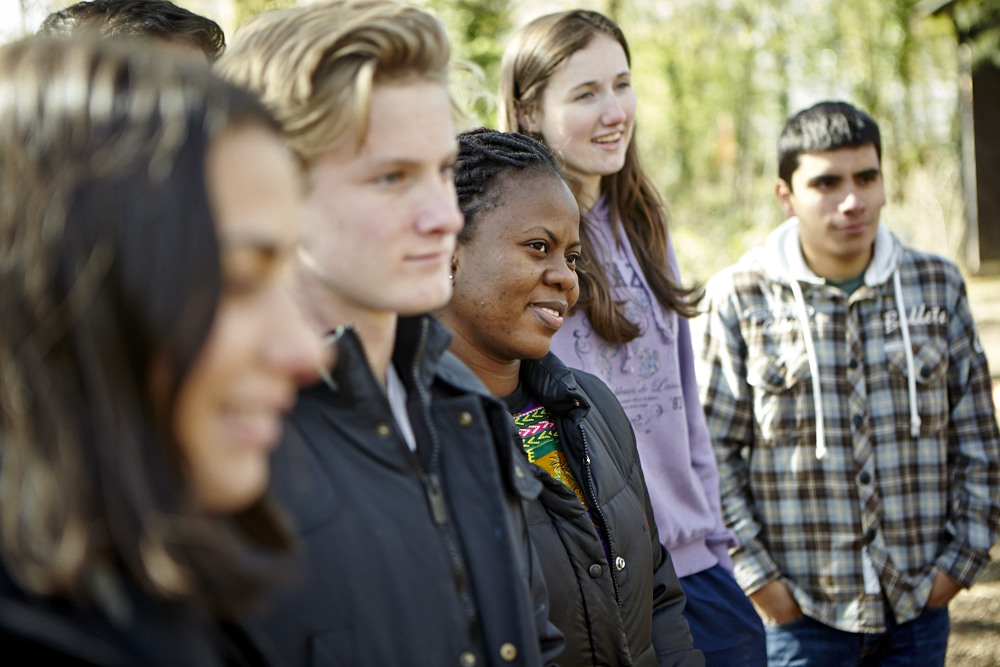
left=447, top=170, right=581, bottom=364
left=524, top=33, right=636, bottom=205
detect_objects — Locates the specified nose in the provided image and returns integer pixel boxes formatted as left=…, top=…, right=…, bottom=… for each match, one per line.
left=840, top=188, right=865, bottom=215
left=543, top=258, right=579, bottom=295
left=601, top=94, right=627, bottom=126
left=265, top=282, right=330, bottom=386
left=416, top=173, right=464, bottom=236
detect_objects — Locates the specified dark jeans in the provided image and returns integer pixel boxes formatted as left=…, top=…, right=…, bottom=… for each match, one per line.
left=765, top=604, right=950, bottom=666
left=679, top=563, right=767, bottom=666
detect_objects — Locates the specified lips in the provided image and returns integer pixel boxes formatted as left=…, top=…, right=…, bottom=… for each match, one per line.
left=834, top=221, right=869, bottom=235
left=221, top=391, right=296, bottom=450
left=530, top=301, right=568, bottom=331
left=593, top=131, right=623, bottom=145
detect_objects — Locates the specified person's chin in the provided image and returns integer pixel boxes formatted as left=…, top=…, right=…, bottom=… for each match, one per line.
left=396, top=281, right=453, bottom=316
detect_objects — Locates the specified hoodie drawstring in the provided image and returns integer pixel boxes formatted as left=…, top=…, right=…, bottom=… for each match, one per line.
left=892, top=269, right=922, bottom=438
left=789, top=279, right=827, bottom=460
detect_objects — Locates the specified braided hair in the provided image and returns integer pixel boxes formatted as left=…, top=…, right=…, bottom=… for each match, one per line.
left=455, top=128, right=565, bottom=242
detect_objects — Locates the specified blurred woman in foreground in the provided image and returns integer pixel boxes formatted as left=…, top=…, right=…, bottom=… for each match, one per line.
left=0, top=36, right=325, bottom=665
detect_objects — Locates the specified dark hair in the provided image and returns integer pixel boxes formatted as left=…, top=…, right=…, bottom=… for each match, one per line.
left=778, top=101, right=882, bottom=187
left=0, top=36, right=289, bottom=617
left=499, top=10, right=701, bottom=344
left=38, top=0, right=225, bottom=61
left=455, top=128, right=565, bottom=242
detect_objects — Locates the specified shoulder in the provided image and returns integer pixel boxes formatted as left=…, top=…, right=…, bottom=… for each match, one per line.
left=705, top=250, right=770, bottom=297
left=435, top=350, right=493, bottom=397
left=895, top=246, right=968, bottom=301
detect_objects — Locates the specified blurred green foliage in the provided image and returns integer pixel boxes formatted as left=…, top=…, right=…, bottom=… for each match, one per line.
left=16, top=0, right=983, bottom=282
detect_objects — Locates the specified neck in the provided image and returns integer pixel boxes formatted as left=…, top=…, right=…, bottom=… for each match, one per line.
left=571, top=173, right=602, bottom=212
left=442, top=328, right=520, bottom=397
left=296, top=268, right=397, bottom=390
left=802, top=246, right=873, bottom=282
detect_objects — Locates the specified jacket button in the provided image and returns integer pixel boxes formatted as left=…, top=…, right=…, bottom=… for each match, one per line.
left=499, top=643, right=517, bottom=662
left=375, top=423, right=391, bottom=438
left=588, top=563, right=603, bottom=578
left=615, top=556, right=625, bottom=571
left=458, top=411, right=473, bottom=426
left=459, top=651, right=476, bottom=666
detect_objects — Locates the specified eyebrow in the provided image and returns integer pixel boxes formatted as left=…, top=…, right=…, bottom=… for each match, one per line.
left=369, top=146, right=459, bottom=170
left=570, top=71, right=631, bottom=91
left=525, top=226, right=582, bottom=249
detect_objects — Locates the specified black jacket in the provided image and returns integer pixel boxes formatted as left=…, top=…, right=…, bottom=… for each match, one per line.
left=0, top=561, right=268, bottom=666
left=517, top=353, right=703, bottom=667
left=247, top=315, right=563, bottom=666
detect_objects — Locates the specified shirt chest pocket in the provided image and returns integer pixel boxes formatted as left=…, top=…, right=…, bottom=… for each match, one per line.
left=885, top=339, right=949, bottom=436
left=746, top=350, right=814, bottom=445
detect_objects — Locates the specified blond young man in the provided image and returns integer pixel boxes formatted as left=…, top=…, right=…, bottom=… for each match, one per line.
left=217, top=1, right=562, bottom=664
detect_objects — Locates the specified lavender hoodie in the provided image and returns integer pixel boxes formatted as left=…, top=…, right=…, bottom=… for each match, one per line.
left=549, top=196, right=736, bottom=578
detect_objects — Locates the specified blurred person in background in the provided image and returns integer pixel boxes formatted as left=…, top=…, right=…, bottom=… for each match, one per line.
left=697, top=100, right=1000, bottom=666
left=38, top=0, right=225, bottom=61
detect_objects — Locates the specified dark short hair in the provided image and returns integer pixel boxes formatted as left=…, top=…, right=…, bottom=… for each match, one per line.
left=778, top=101, right=881, bottom=186
left=38, top=0, right=225, bottom=60
left=454, top=128, right=565, bottom=243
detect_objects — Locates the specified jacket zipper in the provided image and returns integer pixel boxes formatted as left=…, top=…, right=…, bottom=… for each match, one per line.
left=579, top=425, right=622, bottom=609
left=408, top=318, right=478, bottom=631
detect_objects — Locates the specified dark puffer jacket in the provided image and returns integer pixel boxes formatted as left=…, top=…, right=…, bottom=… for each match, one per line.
left=245, top=315, right=563, bottom=666
left=517, top=353, right=704, bottom=667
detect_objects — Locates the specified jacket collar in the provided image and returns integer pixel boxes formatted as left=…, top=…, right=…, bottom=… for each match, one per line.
left=320, top=314, right=454, bottom=406
left=519, top=353, right=590, bottom=421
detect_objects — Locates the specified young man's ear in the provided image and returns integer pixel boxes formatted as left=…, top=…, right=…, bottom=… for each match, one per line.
left=775, top=178, right=796, bottom=218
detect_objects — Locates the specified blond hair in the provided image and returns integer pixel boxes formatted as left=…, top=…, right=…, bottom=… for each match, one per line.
left=217, top=0, right=451, bottom=163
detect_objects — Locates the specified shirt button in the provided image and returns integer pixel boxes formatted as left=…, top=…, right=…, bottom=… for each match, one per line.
left=859, top=471, right=872, bottom=484
left=459, top=651, right=476, bottom=667
left=848, top=358, right=859, bottom=370
left=921, top=366, right=932, bottom=379
left=375, top=423, right=391, bottom=438
left=458, top=411, right=473, bottom=426
left=852, top=414, right=864, bottom=429
left=865, top=528, right=877, bottom=541
left=615, top=556, right=626, bottom=571
left=514, top=466, right=525, bottom=479
left=499, top=643, right=517, bottom=662
left=588, top=563, right=603, bottom=578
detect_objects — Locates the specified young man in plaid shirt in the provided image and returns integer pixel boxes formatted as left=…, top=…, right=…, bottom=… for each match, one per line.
left=696, top=100, right=1000, bottom=665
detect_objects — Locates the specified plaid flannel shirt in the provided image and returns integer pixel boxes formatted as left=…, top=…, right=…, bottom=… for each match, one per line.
left=696, top=220, right=1000, bottom=633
